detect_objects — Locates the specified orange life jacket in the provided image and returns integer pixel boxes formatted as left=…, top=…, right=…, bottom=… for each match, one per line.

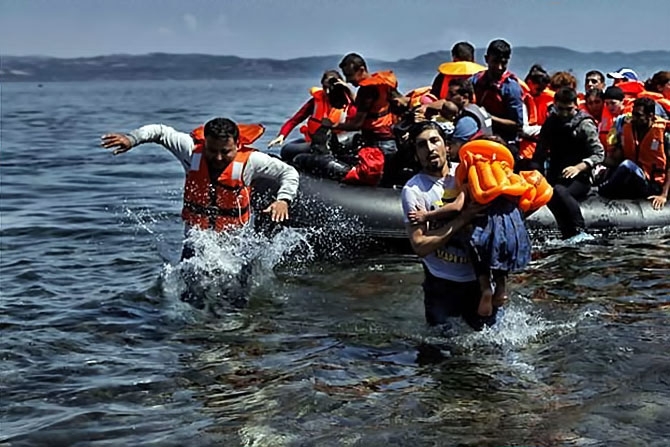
left=357, top=70, right=398, bottom=133
left=599, top=104, right=632, bottom=151
left=534, top=89, right=555, bottom=125
left=472, top=70, right=521, bottom=118
left=518, top=80, right=549, bottom=159
left=621, top=117, right=668, bottom=185
left=456, top=139, right=553, bottom=211
left=518, top=80, right=537, bottom=125
left=182, top=124, right=264, bottom=232
left=518, top=170, right=554, bottom=213
left=435, top=74, right=473, bottom=100
left=617, top=80, right=645, bottom=99
left=638, top=91, right=670, bottom=116
left=405, top=86, right=436, bottom=108
left=299, top=87, right=347, bottom=141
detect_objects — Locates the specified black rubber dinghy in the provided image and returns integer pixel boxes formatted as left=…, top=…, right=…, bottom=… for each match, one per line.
left=252, top=173, right=670, bottom=241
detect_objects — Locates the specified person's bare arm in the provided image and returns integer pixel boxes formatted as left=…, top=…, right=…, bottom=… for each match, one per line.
left=406, top=200, right=482, bottom=258
left=648, top=169, right=670, bottom=210
left=101, top=124, right=194, bottom=172
left=648, top=133, right=670, bottom=209
left=490, top=115, right=520, bottom=130
left=407, top=191, right=465, bottom=224
left=333, top=109, right=367, bottom=131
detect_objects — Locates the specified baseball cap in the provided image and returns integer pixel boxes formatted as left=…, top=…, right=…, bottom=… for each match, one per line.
left=606, top=67, right=639, bottom=81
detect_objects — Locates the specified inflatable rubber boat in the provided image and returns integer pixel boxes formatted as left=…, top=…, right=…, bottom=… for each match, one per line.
left=253, top=172, right=670, bottom=241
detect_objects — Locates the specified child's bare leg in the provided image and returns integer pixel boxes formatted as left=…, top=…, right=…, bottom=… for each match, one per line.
left=477, top=273, right=493, bottom=317
left=492, top=271, right=508, bottom=307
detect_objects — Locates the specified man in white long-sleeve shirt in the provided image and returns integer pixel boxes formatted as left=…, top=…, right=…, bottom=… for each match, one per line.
left=101, top=117, right=300, bottom=259
left=102, top=118, right=300, bottom=308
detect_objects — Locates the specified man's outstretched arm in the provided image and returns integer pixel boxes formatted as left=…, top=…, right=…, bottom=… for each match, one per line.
left=101, top=124, right=195, bottom=171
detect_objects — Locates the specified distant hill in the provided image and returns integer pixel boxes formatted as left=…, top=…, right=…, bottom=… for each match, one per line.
left=2, top=47, right=669, bottom=82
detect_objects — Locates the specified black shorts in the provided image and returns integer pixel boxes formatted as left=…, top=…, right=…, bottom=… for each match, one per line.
left=422, top=265, right=498, bottom=331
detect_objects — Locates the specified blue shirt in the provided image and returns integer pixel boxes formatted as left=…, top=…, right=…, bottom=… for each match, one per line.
left=471, top=71, right=524, bottom=142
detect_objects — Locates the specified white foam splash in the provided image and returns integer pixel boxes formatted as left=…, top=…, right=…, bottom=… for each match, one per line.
left=159, top=225, right=313, bottom=310
left=123, top=205, right=160, bottom=235
left=452, top=296, right=603, bottom=351
left=238, top=424, right=298, bottom=447
left=455, top=303, right=570, bottom=349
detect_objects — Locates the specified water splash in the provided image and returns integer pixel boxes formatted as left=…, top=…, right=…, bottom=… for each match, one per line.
left=159, top=225, right=313, bottom=317
left=289, top=197, right=373, bottom=261
left=413, top=295, right=597, bottom=354
left=238, top=421, right=298, bottom=447
left=455, top=302, right=570, bottom=349
left=121, top=202, right=170, bottom=236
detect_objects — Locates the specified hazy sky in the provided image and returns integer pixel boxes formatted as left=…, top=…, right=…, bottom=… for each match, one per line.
left=1, top=0, right=666, bottom=59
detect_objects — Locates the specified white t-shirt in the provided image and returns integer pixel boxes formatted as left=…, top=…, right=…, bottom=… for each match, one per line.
left=401, top=165, right=476, bottom=282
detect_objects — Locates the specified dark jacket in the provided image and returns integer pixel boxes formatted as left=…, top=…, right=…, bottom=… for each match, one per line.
left=533, top=110, right=605, bottom=184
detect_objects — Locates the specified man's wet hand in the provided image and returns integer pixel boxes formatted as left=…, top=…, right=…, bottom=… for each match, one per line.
left=268, top=135, right=285, bottom=148
left=413, top=106, right=428, bottom=123
left=408, top=209, right=428, bottom=224
left=562, top=165, right=581, bottom=179
left=648, top=194, right=667, bottom=210
left=101, top=133, right=133, bottom=155
left=263, top=200, right=289, bottom=222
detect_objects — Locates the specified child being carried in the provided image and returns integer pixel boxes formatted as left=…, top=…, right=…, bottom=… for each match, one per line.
left=409, top=137, right=552, bottom=317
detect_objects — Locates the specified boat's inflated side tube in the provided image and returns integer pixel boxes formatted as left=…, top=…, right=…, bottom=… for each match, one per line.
left=252, top=172, right=670, bottom=244
left=280, top=139, right=311, bottom=163
left=251, top=173, right=406, bottom=239
left=291, top=154, right=352, bottom=182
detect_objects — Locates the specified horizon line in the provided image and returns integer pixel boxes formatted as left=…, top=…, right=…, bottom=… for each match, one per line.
left=4, top=46, right=670, bottom=61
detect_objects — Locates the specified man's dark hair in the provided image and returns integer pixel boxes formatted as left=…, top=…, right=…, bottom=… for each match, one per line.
left=204, top=117, right=239, bottom=142
left=408, top=121, right=449, bottom=152
left=585, top=70, right=605, bottom=84
left=645, top=70, right=670, bottom=92
left=486, top=39, right=511, bottom=59
left=633, top=97, right=657, bottom=115
left=451, top=41, right=475, bottom=62
left=448, top=77, right=475, bottom=99
left=554, top=87, right=578, bottom=104
left=339, top=53, right=367, bottom=72
left=321, top=69, right=343, bottom=85
left=603, top=86, right=625, bottom=101
left=525, top=64, right=550, bottom=86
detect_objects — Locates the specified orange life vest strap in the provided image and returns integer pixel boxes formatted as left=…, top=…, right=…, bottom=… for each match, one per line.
left=190, top=123, right=265, bottom=146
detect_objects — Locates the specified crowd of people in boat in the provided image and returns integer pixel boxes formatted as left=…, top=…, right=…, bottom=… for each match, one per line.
left=270, top=39, right=670, bottom=239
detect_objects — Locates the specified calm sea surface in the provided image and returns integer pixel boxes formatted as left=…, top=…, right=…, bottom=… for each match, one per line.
left=2, top=78, right=669, bottom=446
